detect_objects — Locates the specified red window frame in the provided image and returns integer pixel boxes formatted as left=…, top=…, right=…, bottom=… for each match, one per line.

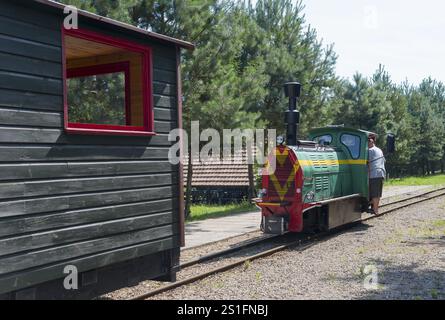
left=62, top=27, right=155, bottom=136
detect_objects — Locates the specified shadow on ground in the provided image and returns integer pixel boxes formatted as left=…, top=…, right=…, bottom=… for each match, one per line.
left=333, top=257, right=445, bottom=300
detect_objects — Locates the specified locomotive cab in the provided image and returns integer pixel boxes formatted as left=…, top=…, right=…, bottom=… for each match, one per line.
left=309, top=126, right=371, bottom=200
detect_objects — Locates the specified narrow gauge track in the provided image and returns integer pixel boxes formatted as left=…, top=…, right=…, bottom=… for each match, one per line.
left=129, top=186, right=445, bottom=300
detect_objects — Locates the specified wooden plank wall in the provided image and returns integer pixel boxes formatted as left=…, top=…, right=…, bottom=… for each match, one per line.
left=0, top=1, right=180, bottom=294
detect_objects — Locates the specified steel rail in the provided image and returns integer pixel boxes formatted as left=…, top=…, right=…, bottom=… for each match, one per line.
left=181, top=186, right=445, bottom=269
left=129, top=187, right=445, bottom=300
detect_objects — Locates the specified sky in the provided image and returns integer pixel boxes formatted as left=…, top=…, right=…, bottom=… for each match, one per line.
left=302, top=0, right=445, bottom=85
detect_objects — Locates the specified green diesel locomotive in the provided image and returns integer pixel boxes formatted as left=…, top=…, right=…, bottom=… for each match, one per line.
left=255, top=82, right=394, bottom=234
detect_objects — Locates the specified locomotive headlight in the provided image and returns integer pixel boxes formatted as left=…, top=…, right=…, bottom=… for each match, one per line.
left=277, top=135, right=284, bottom=145
left=306, top=191, right=315, bottom=201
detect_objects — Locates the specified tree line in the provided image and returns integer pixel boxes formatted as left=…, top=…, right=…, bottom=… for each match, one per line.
left=60, top=0, right=445, bottom=177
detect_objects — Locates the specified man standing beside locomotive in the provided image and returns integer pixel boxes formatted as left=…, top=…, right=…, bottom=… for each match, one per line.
left=368, top=135, right=386, bottom=215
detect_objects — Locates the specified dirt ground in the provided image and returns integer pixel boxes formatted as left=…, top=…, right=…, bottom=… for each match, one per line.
left=154, top=196, right=445, bottom=300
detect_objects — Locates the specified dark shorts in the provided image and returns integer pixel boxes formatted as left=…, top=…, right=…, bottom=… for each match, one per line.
left=369, top=178, right=384, bottom=199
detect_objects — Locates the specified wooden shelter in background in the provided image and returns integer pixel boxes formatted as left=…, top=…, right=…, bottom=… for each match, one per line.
left=184, top=147, right=257, bottom=204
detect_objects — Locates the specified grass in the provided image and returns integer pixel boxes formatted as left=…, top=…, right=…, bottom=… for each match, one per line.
left=386, top=174, right=445, bottom=186
left=187, top=201, right=257, bottom=222
left=255, top=271, right=263, bottom=282
left=431, top=289, right=439, bottom=300
left=422, top=219, right=445, bottom=238
left=432, top=219, right=445, bottom=228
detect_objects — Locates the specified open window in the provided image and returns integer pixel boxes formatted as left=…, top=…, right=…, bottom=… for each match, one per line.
left=62, top=28, right=154, bottom=136
left=341, top=134, right=361, bottom=159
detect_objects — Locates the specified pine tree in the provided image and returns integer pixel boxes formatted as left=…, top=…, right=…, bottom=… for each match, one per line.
left=242, top=0, right=337, bottom=136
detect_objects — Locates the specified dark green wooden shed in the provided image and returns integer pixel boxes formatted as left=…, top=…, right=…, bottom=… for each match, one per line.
left=0, top=0, right=193, bottom=299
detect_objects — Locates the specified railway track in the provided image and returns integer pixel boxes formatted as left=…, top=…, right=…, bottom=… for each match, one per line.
left=128, top=186, right=445, bottom=300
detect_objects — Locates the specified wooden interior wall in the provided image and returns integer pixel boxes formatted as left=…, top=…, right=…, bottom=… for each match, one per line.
left=65, top=34, right=123, bottom=59
left=67, top=50, right=145, bottom=126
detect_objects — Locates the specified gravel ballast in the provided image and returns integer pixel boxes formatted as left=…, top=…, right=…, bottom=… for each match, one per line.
left=151, top=196, right=445, bottom=300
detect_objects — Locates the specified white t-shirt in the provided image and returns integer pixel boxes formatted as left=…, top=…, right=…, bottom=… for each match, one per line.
left=368, top=146, right=386, bottom=179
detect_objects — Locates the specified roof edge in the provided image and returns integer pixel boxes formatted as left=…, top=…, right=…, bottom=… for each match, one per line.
left=309, top=126, right=376, bottom=136
left=33, top=0, right=195, bottom=50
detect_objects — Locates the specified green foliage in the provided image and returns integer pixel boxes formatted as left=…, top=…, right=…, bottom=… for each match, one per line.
left=188, top=201, right=256, bottom=221
left=133, top=0, right=269, bottom=132
left=60, top=0, right=137, bottom=23
left=408, top=78, right=445, bottom=173
left=243, top=0, right=338, bottom=135
left=331, top=64, right=445, bottom=176
left=386, top=174, right=445, bottom=186
left=58, top=0, right=445, bottom=178
left=67, top=73, right=126, bottom=124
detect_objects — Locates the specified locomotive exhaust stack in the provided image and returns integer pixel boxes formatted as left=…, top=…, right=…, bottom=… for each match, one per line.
left=284, top=82, right=301, bottom=146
